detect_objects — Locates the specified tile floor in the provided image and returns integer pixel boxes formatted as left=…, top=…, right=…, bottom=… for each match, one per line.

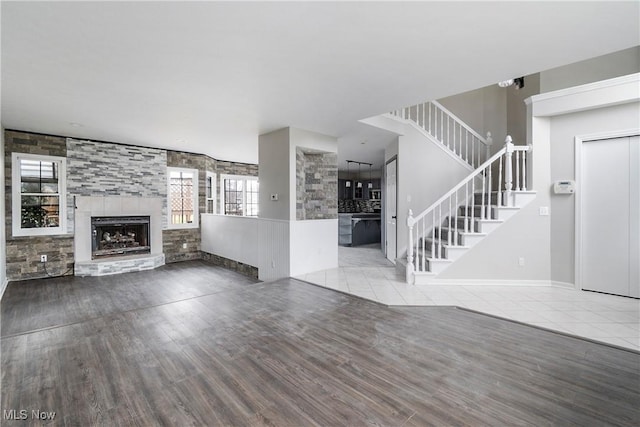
left=295, top=244, right=640, bottom=352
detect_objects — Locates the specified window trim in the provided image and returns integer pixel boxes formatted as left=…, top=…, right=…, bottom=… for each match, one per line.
left=220, top=174, right=259, bottom=217
left=205, top=171, right=216, bottom=214
left=12, top=152, right=67, bottom=237
left=167, top=167, right=199, bottom=229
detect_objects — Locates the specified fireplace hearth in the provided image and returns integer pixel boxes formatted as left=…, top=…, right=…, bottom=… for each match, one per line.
left=91, top=216, right=150, bottom=259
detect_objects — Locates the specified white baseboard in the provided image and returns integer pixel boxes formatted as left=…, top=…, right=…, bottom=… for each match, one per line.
left=550, top=280, right=577, bottom=289
left=415, top=279, right=554, bottom=287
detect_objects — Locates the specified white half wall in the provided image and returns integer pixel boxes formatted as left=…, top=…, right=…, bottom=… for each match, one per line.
left=201, top=215, right=336, bottom=281
left=289, top=219, right=338, bottom=277
left=201, top=214, right=260, bottom=268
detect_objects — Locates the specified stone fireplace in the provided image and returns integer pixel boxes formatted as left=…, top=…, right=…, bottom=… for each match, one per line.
left=92, top=216, right=150, bottom=259
left=74, top=196, right=165, bottom=276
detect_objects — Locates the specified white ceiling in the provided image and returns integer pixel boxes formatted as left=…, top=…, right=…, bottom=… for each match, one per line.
left=2, top=1, right=639, bottom=172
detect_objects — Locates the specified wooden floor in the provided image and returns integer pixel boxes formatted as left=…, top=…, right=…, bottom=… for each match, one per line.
left=2, top=261, right=639, bottom=426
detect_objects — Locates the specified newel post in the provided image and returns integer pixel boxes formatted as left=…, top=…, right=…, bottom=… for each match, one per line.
left=485, top=131, right=493, bottom=161
left=504, top=135, right=514, bottom=206
left=406, top=209, right=415, bottom=284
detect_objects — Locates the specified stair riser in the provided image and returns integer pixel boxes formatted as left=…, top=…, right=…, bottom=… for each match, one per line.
left=458, top=206, right=497, bottom=220
left=446, top=217, right=479, bottom=233
left=473, top=192, right=500, bottom=205
left=434, top=228, right=461, bottom=245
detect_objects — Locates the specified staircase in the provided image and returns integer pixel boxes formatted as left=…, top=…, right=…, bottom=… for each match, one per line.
left=387, top=100, right=493, bottom=169
left=366, top=98, right=537, bottom=284
left=405, top=137, right=535, bottom=284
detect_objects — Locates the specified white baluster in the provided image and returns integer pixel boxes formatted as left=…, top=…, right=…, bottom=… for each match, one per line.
left=421, top=218, right=426, bottom=272
left=438, top=205, right=442, bottom=259
left=428, top=102, right=432, bottom=135
left=485, top=131, right=493, bottom=165
left=523, top=146, right=530, bottom=191
left=447, top=197, right=452, bottom=246
left=516, top=150, right=521, bottom=191
left=465, top=132, right=469, bottom=165
left=504, top=136, right=514, bottom=206
left=471, top=176, right=475, bottom=232
left=422, top=103, right=426, bottom=130
left=487, top=163, right=492, bottom=219
left=498, top=155, right=503, bottom=206
left=465, top=182, right=470, bottom=232
left=407, top=209, right=414, bottom=281
left=431, top=211, right=435, bottom=262
left=454, top=191, right=458, bottom=245
left=481, top=167, right=486, bottom=220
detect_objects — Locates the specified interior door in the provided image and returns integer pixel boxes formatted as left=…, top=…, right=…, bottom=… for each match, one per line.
left=385, top=159, right=397, bottom=263
left=581, top=136, right=639, bottom=297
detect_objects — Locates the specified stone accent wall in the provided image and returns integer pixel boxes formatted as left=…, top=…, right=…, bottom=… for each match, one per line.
left=4, top=130, right=260, bottom=279
left=67, top=139, right=168, bottom=230
left=4, top=131, right=74, bottom=280
left=163, top=228, right=201, bottom=263
left=296, top=148, right=338, bottom=220
left=202, top=252, right=259, bottom=279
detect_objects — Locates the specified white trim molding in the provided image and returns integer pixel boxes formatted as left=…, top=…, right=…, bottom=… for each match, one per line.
left=526, top=72, right=640, bottom=117
left=11, top=152, right=67, bottom=237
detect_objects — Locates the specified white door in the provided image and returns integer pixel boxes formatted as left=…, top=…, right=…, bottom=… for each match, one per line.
left=581, top=136, right=639, bottom=298
left=386, top=159, right=397, bottom=263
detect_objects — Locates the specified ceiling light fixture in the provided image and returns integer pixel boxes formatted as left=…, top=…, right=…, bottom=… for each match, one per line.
left=368, top=164, right=373, bottom=189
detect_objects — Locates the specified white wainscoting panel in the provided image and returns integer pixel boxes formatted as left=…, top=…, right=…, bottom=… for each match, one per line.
left=258, top=219, right=290, bottom=282
left=289, top=219, right=338, bottom=277
left=201, top=214, right=259, bottom=267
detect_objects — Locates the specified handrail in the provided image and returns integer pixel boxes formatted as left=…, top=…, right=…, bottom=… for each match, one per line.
left=409, top=147, right=505, bottom=227
left=405, top=135, right=532, bottom=283
left=430, top=101, right=489, bottom=147
left=389, top=100, right=493, bottom=169
left=409, top=138, right=531, bottom=225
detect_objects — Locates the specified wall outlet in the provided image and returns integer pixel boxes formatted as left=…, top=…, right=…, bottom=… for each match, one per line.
left=539, top=206, right=549, bottom=216
left=40, top=255, right=47, bottom=263
left=518, top=257, right=525, bottom=267
left=182, top=243, right=187, bottom=249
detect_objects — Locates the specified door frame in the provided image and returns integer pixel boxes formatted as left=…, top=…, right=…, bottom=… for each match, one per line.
left=574, top=128, right=640, bottom=291
left=384, top=156, right=398, bottom=263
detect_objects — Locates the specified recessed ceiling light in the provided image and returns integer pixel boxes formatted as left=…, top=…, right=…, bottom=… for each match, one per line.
left=69, top=122, right=83, bottom=128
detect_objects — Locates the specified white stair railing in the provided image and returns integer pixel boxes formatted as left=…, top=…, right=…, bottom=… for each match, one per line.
left=389, top=100, right=492, bottom=168
left=406, top=136, right=531, bottom=282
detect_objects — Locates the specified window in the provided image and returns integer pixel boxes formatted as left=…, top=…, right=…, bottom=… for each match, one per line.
left=12, top=153, right=66, bottom=236
left=167, top=168, right=198, bottom=228
left=221, top=175, right=259, bottom=217
left=205, top=172, right=216, bottom=214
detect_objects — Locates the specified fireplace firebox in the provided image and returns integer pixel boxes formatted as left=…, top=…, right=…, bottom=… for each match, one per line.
left=91, top=216, right=150, bottom=259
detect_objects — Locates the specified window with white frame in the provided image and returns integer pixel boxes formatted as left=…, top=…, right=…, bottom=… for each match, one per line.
left=205, top=172, right=216, bottom=214
left=167, top=168, right=199, bottom=228
left=221, top=175, right=259, bottom=217
left=12, top=153, right=67, bottom=236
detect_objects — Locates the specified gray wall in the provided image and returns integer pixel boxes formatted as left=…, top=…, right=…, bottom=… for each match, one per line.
left=549, top=102, right=640, bottom=285
left=540, top=46, right=640, bottom=93
left=438, top=84, right=507, bottom=153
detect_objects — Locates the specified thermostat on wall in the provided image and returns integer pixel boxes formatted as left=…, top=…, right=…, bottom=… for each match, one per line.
left=553, top=180, right=575, bottom=194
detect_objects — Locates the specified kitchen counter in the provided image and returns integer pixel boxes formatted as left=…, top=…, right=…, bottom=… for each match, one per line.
left=338, top=213, right=381, bottom=246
